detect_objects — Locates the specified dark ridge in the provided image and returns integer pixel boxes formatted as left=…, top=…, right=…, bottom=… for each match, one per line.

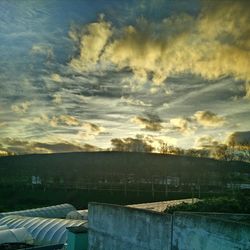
left=0, top=151, right=249, bottom=178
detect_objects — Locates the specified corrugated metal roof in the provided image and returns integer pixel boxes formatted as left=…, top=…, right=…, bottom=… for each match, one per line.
left=0, top=204, right=76, bottom=219
left=66, top=210, right=88, bottom=220
left=0, top=227, right=33, bottom=244
left=0, top=215, right=87, bottom=245
left=0, top=225, right=9, bottom=231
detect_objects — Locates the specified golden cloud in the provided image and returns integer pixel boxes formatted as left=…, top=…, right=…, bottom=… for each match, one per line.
left=83, top=122, right=100, bottom=132
left=0, top=150, right=10, bottom=156
left=69, top=15, right=112, bottom=72
left=194, top=111, right=225, bottom=127
left=52, top=93, right=62, bottom=104
left=195, top=135, right=220, bottom=149
left=0, top=122, right=7, bottom=128
left=111, top=136, right=154, bottom=153
left=170, top=117, right=196, bottom=135
left=11, top=101, right=31, bottom=113
left=1, top=138, right=100, bottom=155
left=0, top=143, right=14, bottom=157
left=78, top=122, right=104, bottom=139
left=69, top=0, right=250, bottom=96
left=131, top=115, right=163, bottom=131
left=59, top=115, right=80, bottom=126
left=51, top=73, right=62, bottom=83
left=245, top=82, right=250, bottom=99
left=34, top=114, right=79, bottom=127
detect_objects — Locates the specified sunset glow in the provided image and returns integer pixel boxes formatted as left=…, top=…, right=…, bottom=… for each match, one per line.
left=0, top=0, right=249, bottom=156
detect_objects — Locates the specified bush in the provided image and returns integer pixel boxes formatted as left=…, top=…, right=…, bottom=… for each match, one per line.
left=165, top=194, right=250, bottom=214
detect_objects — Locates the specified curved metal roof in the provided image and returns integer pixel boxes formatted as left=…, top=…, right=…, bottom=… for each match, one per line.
left=0, top=215, right=87, bottom=245
left=0, top=227, right=34, bottom=244
left=0, top=225, right=9, bottom=231
left=0, top=204, right=76, bottom=219
left=66, top=210, right=88, bottom=220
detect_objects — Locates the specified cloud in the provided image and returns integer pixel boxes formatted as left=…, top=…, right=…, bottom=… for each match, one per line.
left=69, top=15, right=112, bottom=72
left=245, top=82, right=250, bottom=99
left=11, top=101, right=31, bottom=113
left=33, top=115, right=58, bottom=127
left=0, top=122, right=7, bottom=128
left=120, top=96, right=152, bottom=107
left=51, top=73, right=62, bottom=83
left=227, top=131, right=250, bottom=147
left=1, top=138, right=100, bottom=154
left=0, top=150, right=12, bottom=156
left=111, top=136, right=154, bottom=152
left=131, top=115, right=163, bottom=131
left=34, top=114, right=80, bottom=127
left=31, top=44, right=54, bottom=60
left=69, top=0, right=250, bottom=97
left=169, top=117, right=196, bottom=135
left=167, top=110, right=225, bottom=135
left=138, top=134, right=178, bottom=153
left=78, top=122, right=104, bottom=139
left=0, top=143, right=14, bottom=157
left=195, top=135, right=220, bottom=149
left=32, top=142, right=100, bottom=153
left=59, top=115, right=80, bottom=126
left=194, top=111, right=225, bottom=127
left=52, top=93, right=62, bottom=104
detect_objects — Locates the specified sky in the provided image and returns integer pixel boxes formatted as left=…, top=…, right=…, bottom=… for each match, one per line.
left=0, top=0, right=249, bottom=155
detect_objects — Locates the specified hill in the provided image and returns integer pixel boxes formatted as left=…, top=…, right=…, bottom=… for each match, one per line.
left=0, top=152, right=249, bottom=211
left=0, top=151, right=249, bottom=186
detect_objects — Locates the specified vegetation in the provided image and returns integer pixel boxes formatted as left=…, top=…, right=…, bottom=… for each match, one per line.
left=159, top=142, right=250, bottom=163
left=165, top=194, right=250, bottom=214
left=0, top=184, right=227, bottom=212
left=0, top=152, right=249, bottom=212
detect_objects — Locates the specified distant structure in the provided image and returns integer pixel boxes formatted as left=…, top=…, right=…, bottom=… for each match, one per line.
left=0, top=203, right=76, bottom=219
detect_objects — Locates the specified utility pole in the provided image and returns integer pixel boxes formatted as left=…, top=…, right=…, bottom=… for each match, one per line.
left=152, top=176, right=155, bottom=199
left=124, top=175, right=127, bottom=197
left=165, top=176, right=168, bottom=199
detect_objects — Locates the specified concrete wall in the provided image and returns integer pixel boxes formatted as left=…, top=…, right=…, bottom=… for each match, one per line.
left=172, top=212, right=250, bottom=250
left=190, top=212, right=250, bottom=224
left=88, top=203, right=172, bottom=250
left=88, top=203, right=250, bottom=250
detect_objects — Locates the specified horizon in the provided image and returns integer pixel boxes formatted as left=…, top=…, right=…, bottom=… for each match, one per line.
left=1, top=150, right=250, bottom=166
